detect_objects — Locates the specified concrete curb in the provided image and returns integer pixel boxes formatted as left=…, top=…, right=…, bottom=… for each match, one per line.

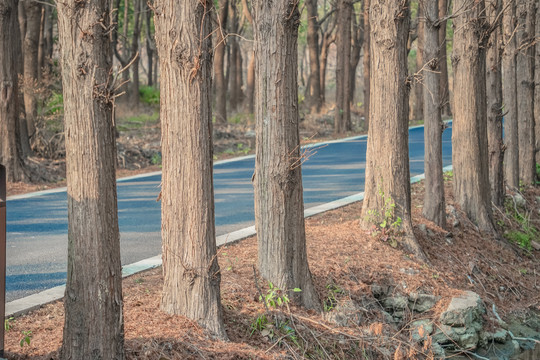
left=6, top=165, right=453, bottom=317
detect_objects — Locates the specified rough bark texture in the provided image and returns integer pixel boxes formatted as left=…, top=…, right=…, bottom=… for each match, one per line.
left=363, top=0, right=370, bottom=128
left=145, top=1, right=154, bottom=86
left=534, top=4, right=540, bottom=165
left=253, top=0, right=320, bottom=310
left=452, top=0, right=494, bottom=232
left=361, top=0, right=426, bottom=260
left=57, top=0, right=125, bottom=358
left=306, top=0, right=322, bottom=113
left=486, top=0, right=505, bottom=207
left=438, top=0, right=451, bottom=116
left=422, top=0, right=446, bottom=228
left=319, top=19, right=336, bottom=105
left=516, top=0, right=535, bottom=185
left=349, top=8, right=364, bottom=104
left=214, top=0, right=228, bottom=123
left=0, top=0, right=26, bottom=182
left=411, top=6, right=424, bottom=121
left=128, top=0, right=141, bottom=108
left=245, top=51, right=255, bottom=113
left=502, top=0, right=519, bottom=189
left=154, top=0, right=227, bottom=339
left=334, top=0, right=352, bottom=134
left=22, top=0, right=41, bottom=138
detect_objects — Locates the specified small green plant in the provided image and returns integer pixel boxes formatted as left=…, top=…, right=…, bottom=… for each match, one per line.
left=324, top=284, right=344, bottom=312
left=365, top=187, right=403, bottom=244
left=151, top=152, right=162, bottom=166
left=20, top=330, right=32, bottom=348
left=259, top=282, right=302, bottom=309
left=519, top=268, right=528, bottom=275
left=250, top=313, right=269, bottom=336
left=236, top=143, right=251, bottom=155
left=45, top=92, right=64, bottom=115
left=4, top=316, right=14, bottom=332
left=139, top=85, right=160, bottom=105
left=443, top=170, right=453, bottom=182
left=505, top=231, right=533, bottom=251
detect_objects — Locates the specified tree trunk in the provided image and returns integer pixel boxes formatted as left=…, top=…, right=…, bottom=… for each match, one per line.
left=57, top=0, right=124, bottom=358
left=1, top=0, right=26, bottom=182
left=306, top=0, right=322, bottom=113
left=334, top=0, right=352, bottom=134
left=154, top=0, right=227, bottom=339
left=452, top=0, right=494, bottom=232
left=128, top=0, right=141, bottom=108
left=214, top=0, right=228, bottom=123
left=422, top=0, right=446, bottom=228
left=349, top=7, right=364, bottom=104
left=411, top=6, right=424, bottom=121
left=363, top=0, right=370, bottom=129
left=235, top=43, right=244, bottom=104
left=438, top=0, right=451, bottom=116
left=516, top=0, right=535, bottom=185
left=535, top=2, right=540, bottom=166
left=361, top=0, right=426, bottom=260
left=502, top=0, right=519, bottom=189
left=23, top=0, right=41, bottom=138
left=246, top=51, right=255, bottom=113
left=486, top=0, right=504, bottom=207
left=145, top=1, right=154, bottom=86
left=319, top=27, right=335, bottom=105
left=253, top=0, right=320, bottom=310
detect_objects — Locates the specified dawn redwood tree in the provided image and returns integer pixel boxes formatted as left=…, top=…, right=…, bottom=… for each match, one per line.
left=535, top=3, right=540, bottom=166
left=438, top=0, right=451, bottom=116
left=422, top=0, right=446, bottom=227
left=334, top=0, right=353, bottom=134
left=154, top=0, right=227, bottom=338
left=411, top=5, right=424, bottom=121
left=486, top=0, right=504, bottom=206
left=516, top=0, right=535, bottom=185
left=502, top=0, right=519, bottom=189
left=306, top=0, right=322, bottom=113
left=214, top=0, right=228, bottom=123
left=0, top=0, right=26, bottom=182
left=22, top=0, right=41, bottom=138
left=363, top=0, right=370, bottom=128
left=361, top=0, right=426, bottom=260
left=452, top=0, right=494, bottom=232
left=349, top=6, right=364, bottom=103
left=57, top=0, right=124, bottom=358
left=252, top=0, right=320, bottom=310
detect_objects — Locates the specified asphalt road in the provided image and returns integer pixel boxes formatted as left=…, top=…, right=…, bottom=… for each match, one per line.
left=5, top=123, right=453, bottom=302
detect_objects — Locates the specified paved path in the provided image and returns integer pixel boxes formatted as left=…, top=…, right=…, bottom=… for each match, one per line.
left=5, top=124, right=453, bottom=302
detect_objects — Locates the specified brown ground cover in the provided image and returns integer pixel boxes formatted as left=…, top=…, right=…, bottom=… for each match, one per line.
left=4, top=177, right=539, bottom=359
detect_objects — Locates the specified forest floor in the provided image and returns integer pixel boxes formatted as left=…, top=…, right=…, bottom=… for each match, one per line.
left=3, top=174, right=540, bottom=359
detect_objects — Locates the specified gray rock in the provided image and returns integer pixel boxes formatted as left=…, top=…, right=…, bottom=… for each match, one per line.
left=479, top=328, right=509, bottom=345
left=382, top=295, right=409, bottom=311
left=440, top=291, right=485, bottom=327
left=411, top=319, right=434, bottom=342
left=324, top=300, right=363, bottom=327
left=409, top=293, right=440, bottom=313
left=431, top=343, right=446, bottom=359
left=513, top=193, right=526, bottom=207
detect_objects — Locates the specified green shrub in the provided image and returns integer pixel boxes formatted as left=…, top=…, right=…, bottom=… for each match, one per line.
left=139, top=85, right=160, bottom=106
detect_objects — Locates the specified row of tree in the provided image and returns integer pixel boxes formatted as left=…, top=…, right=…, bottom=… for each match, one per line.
left=0, top=0, right=539, bottom=358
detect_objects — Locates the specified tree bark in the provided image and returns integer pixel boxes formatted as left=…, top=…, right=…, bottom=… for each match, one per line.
left=319, top=21, right=336, bottom=105
left=253, top=0, right=320, bottom=310
left=154, top=0, right=227, bottom=339
left=1, top=0, right=26, bottom=182
left=486, top=0, right=505, bottom=207
left=214, top=0, right=228, bottom=123
left=411, top=5, right=424, bottom=121
left=22, top=0, right=41, bottom=138
left=502, top=0, right=519, bottom=189
left=422, top=0, right=446, bottom=228
left=145, top=0, right=154, bottom=86
left=535, top=2, right=540, bottom=166
left=57, top=0, right=124, bottom=358
left=349, top=6, right=364, bottom=104
left=306, top=0, right=322, bottom=113
left=361, top=0, right=426, bottom=260
left=363, top=0, right=370, bottom=129
left=334, top=0, right=352, bottom=134
left=245, top=51, right=255, bottom=113
left=438, top=0, right=451, bottom=116
left=452, top=0, right=494, bottom=232
left=516, top=0, right=535, bottom=185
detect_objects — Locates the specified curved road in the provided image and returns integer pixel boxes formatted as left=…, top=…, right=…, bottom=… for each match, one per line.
left=6, top=124, right=453, bottom=301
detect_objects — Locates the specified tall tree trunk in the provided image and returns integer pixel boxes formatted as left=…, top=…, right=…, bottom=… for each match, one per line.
left=253, top=0, right=320, bottom=310
left=502, top=0, right=519, bottom=189
left=1, top=0, right=27, bottom=182
left=486, top=0, right=504, bottom=207
left=145, top=1, right=154, bottom=86
left=349, top=7, right=364, bottom=104
left=438, top=0, right=451, bottom=116
left=334, top=0, right=352, bottom=134
left=516, top=0, right=535, bottom=185
left=319, top=27, right=336, bottom=105
left=363, top=0, right=370, bottom=129
left=235, top=43, right=244, bottom=104
left=214, top=0, right=228, bottom=123
left=23, top=0, right=41, bottom=138
left=452, top=0, right=494, bottom=232
left=306, top=0, right=322, bottom=113
left=154, top=0, right=227, bottom=339
left=361, top=0, right=426, bottom=260
left=57, top=0, right=124, bottom=358
left=128, top=0, right=141, bottom=108
left=411, top=6, right=424, bottom=121
left=422, top=0, right=446, bottom=227
left=245, top=51, right=255, bottom=113
left=534, top=5, right=540, bottom=166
